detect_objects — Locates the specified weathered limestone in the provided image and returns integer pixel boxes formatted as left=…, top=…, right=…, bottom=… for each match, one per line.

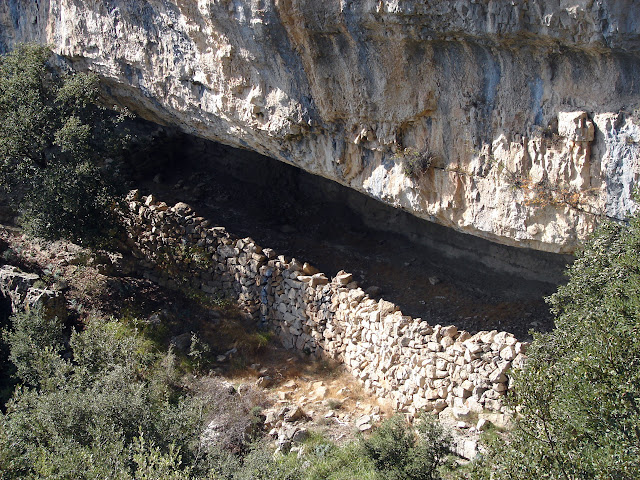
left=2, top=1, right=640, bottom=253
left=0, top=265, right=65, bottom=319
left=124, top=192, right=530, bottom=414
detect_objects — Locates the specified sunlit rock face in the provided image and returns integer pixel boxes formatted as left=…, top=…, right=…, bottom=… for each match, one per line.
left=2, top=0, right=639, bottom=253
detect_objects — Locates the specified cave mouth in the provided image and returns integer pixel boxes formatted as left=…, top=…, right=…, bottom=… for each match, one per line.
left=129, top=129, right=570, bottom=339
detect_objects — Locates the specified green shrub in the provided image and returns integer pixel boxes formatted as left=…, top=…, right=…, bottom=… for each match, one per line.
left=480, top=210, right=640, bottom=479
left=0, top=44, right=130, bottom=246
left=361, top=413, right=451, bottom=480
left=232, top=442, right=303, bottom=480
left=305, top=441, right=378, bottom=480
left=0, top=317, right=204, bottom=479
left=2, top=308, right=66, bottom=387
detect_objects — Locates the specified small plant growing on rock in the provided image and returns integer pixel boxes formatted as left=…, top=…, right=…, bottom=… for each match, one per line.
left=396, top=148, right=435, bottom=178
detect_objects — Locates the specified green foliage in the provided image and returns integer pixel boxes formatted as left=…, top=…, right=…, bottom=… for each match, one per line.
left=0, top=316, right=204, bottom=479
left=230, top=442, right=303, bottom=480
left=304, top=440, right=378, bottom=480
left=2, top=308, right=66, bottom=387
left=481, top=212, right=640, bottom=479
left=361, top=414, right=451, bottom=480
left=188, top=332, right=211, bottom=369
left=0, top=310, right=456, bottom=480
left=133, top=434, right=192, bottom=480
left=0, top=43, right=130, bottom=245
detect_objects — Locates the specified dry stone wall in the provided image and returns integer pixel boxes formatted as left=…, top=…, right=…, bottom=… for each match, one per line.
left=124, top=190, right=527, bottom=415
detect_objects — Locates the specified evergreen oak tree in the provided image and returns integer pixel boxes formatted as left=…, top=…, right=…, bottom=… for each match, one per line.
left=0, top=44, right=129, bottom=245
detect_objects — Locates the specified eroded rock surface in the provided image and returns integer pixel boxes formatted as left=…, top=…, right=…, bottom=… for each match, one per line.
left=2, top=0, right=640, bottom=252
left=0, top=265, right=65, bottom=318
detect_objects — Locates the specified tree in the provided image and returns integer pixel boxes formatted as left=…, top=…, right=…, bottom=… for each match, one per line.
left=0, top=314, right=203, bottom=479
left=482, top=210, right=640, bottom=479
left=0, top=43, right=129, bottom=245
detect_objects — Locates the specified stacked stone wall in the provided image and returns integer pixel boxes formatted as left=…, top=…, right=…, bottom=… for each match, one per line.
left=123, top=191, right=527, bottom=415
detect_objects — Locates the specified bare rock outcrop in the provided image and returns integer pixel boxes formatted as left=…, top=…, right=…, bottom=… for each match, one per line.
left=0, top=265, right=65, bottom=318
left=2, top=1, right=640, bottom=252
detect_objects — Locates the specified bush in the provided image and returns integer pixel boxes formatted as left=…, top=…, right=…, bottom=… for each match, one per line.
left=0, top=44, right=130, bottom=246
left=2, top=308, right=66, bottom=387
left=361, top=413, right=451, bottom=480
left=305, top=440, right=378, bottom=480
left=0, top=317, right=204, bottom=479
left=481, top=211, right=640, bottom=479
left=396, top=148, right=434, bottom=178
left=231, top=442, right=303, bottom=480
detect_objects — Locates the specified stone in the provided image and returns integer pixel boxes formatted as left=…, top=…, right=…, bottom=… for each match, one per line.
left=284, top=405, right=305, bottom=422
left=291, top=428, right=309, bottom=444
left=378, top=299, right=397, bottom=317
left=282, top=380, right=298, bottom=390
left=101, top=161, right=551, bottom=419
left=170, top=333, right=192, bottom=352
left=276, top=440, right=292, bottom=454
left=558, top=111, right=595, bottom=142
left=313, top=385, right=329, bottom=400
left=434, top=399, right=448, bottom=412
left=173, top=202, right=191, bottom=215
left=489, top=370, right=507, bottom=384
left=264, top=411, right=279, bottom=427
left=500, top=345, right=516, bottom=361
left=279, top=424, right=298, bottom=441
left=454, top=439, right=478, bottom=460
left=336, top=272, right=353, bottom=285
left=355, top=414, right=371, bottom=428
left=365, top=285, right=382, bottom=297
left=441, top=325, right=458, bottom=338
left=5, top=0, right=636, bottom=255
left=256, top=376, right=274, bottom=388
left=452, top=406, right=471, bottom=420
left=440, top=336, right=454, bottom=348
left=358, top=422, right=373, bottom=432
left=278, top=391, right=292, bottom=401
left=310, top=274, right=329, bottom=287
left=302, top=263, right=319, bottom=275
left=476, top=418, right=491, bottom=431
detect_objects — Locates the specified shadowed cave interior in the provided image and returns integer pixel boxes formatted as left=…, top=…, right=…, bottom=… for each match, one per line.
left=126, top=127, right=572, bottom=340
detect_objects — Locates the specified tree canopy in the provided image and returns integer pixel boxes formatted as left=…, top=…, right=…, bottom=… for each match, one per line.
left=480, top=209, right=640, bottom=479
left=0, top=43, right=129, bottom=245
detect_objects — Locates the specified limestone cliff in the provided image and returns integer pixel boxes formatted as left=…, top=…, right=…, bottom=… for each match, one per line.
left=2, top=0, right=640, bottom=253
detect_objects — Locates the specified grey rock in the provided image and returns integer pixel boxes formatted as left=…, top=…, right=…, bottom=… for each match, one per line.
left=170, top=333, right=192, bottom=352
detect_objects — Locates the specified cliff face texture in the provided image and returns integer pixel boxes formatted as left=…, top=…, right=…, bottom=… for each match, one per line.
left=2, top=0, right=640, bottom=253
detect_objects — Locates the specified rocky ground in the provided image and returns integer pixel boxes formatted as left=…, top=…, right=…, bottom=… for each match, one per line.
left=0, top=135, right=555, bottom=460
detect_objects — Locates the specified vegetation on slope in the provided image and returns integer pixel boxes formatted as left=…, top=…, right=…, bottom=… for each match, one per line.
left=0, top=44, right=129, bottom=245
left=0, top=307, right=454, bottom=479
left=472, top=210, right=640, bottom=479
